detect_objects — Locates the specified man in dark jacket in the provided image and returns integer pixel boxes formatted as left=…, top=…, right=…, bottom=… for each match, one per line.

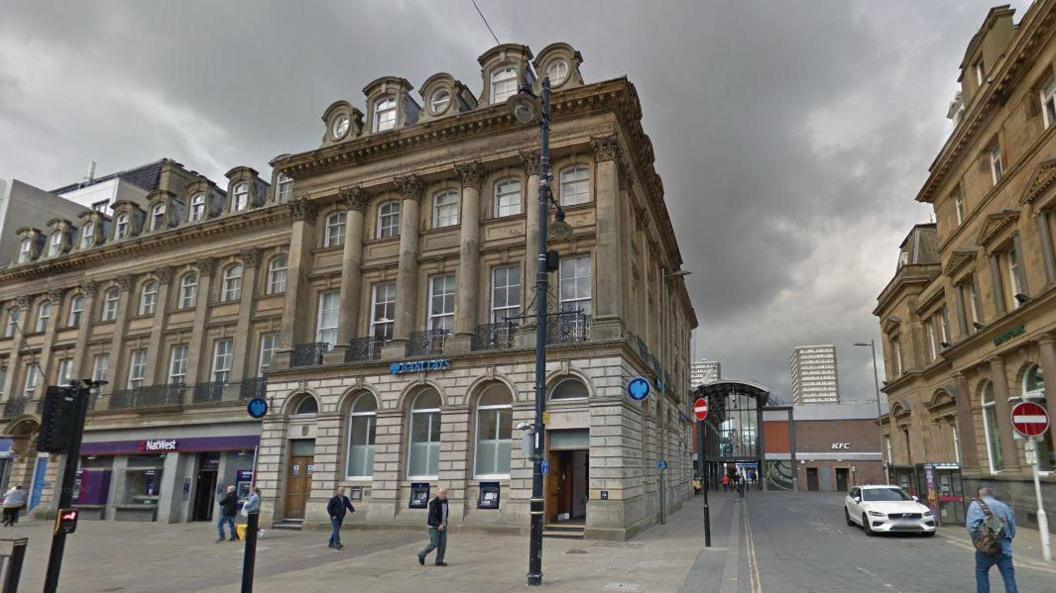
left=327, top=486, right=355, bottom=549
left=417, top=487, right=449, bottom=566
left=216, top=485, right=239, bottom=543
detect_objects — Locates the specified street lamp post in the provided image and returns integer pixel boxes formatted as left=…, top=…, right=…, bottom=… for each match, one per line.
left=855, top=340, right=889, bottom=484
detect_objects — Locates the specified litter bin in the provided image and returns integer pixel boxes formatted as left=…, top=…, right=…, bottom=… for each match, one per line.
left=236, top=524, right=248, bottom=541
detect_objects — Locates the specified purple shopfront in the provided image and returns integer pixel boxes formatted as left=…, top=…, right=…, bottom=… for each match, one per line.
left=78, top=434, right=259, bottom=523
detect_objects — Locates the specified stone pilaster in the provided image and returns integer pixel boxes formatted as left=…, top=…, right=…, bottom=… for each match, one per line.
left=37, top=288, right=66, bottom=384
left=1035, top=335, right=1056, bottom=460
left=1, top=300, right=28, bottom=402
left=1036, top=212, right=1056, bottom=285
left=106, top=275, right=135, bottom=394
left=437, top=405, right=471, bottom=520
left=591, top=136, right=623, bottom=340
left=326, top=187, right=368, bottom=364
left=229, top=248, right=260, bottom=389
left=143, top=267, right=172, bottom=386
left=988, top=356, right=1021, bottom=471
left=370, top=409, right=405, bottom=518
left=275, top=199, right=317, bottom=369
left=73, top=281, right=97, bottom=379
left=385, top=175, right=424, bottom=358
left=183, top=258, right=215, bottom=391
left=952, top=372, right=979, bottom=469
left=450, top=162, right=483, bottom=353
left=520, top=150, right=541, bottom=320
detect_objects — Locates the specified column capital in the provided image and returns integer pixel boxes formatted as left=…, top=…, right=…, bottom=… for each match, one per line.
left=635, top=206, right=649, bottom=231
left=339, top=186, right=369, bottom=213
left=156, top=266, right=174, bottom=284
left=14, top=295, right=29, bottom=311
left=986, top=354, right=1005, bottom=366
left=46, top=288, right=66, bottom=304
left=116, top=274, right=135, bottom=292
left=590, top=135, right=620, bottom=163
left=1037, top=333, right=1056, bottom=346
left=394, top=175, right=425, bottom=202
left=288, top=197, right=317, bottom=222
left=79, top=280, right=98, bottom=298
left=518, top=150, right=540, bottom=176
left=241, top=248, right=261, bottom=267
left=195, top=257, right=217, bottom=275
left=454, top=161, right=484, bottom=189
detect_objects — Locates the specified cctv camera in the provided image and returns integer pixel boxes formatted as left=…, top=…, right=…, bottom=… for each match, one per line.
left=516, top=422, right=532, bottom=431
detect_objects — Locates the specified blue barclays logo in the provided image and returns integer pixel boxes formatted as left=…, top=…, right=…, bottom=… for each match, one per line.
left=390, top=359, right=452, bottom=375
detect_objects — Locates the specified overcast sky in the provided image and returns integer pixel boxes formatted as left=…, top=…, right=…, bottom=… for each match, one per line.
left=0, top=1, right=1031, bottom=401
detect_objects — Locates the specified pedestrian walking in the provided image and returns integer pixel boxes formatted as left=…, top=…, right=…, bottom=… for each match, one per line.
left=216, top=485, right=239, bottom=543
left=966, top=486, right=1018, bottom=593
left=416, top=487, right=450, bottom=567
left=2, top=484, right=26, bottom=527
left=326, top=486, right=355, bottom=550
left=241, top=486, right=266, bottom=539
left=721, top=474, right=730, bottom=492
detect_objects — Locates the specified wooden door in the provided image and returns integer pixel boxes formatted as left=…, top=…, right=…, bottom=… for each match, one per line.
left=285, top=455, right=313, bottom=519
left=806, top=468, right=819, bottom=492
left=545, top=451, right=562, bottom=523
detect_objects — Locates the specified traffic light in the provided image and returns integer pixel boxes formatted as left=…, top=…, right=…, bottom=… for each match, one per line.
left=55, top=508, right=79, bottom=535
left=37, top=386, right=82, bottom=453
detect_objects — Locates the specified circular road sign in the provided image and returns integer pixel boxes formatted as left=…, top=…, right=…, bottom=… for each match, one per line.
left=628, top=377, right=651, bottom=401
left=694, top=397, right=709, bottom=422
left=247, top=398, right=269, bottom=419
left=658, top=460, right=668, bottom=471
left=1011, top=401, right=1050, bottom=438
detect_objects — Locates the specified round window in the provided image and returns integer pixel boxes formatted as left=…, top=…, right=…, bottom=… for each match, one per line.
left=546, top=60, right=569, bottom=85
left=430, top=89, right=451, bottom=115
left=331, top=113, right=350, bottom=139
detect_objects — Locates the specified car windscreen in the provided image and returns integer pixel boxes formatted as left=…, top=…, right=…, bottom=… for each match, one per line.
left=862, top=487, right=912, bottom=502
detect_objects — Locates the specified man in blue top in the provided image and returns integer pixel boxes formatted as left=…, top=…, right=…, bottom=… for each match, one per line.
left=966, top=486, right=1018, bottom=593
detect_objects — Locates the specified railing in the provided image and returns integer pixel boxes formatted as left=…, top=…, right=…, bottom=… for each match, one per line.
left=239, top=377, right=267, bottom=400
left=109, top=384, right=184, bottom=410
left=192, top=381, right=226, bottom=403
left=1, top=397, right=27, bottom=418
left=292, top=342, right=330, bottom=367
left=346, top=336, right=386, bottom=362
left=545, top=311, right=591, bottom=344
left=407, top=329, right=449, bottom=356
left=472, top=321, right=518, bottom=351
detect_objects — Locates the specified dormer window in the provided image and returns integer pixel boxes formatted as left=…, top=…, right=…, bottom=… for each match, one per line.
left=47, top=232, right=62, bottom=257
left=276, top=174, right=293, bottom=203
left=80, top=224, right=95, bottom=249
left=545, top=60, right=569, bottom=85
left=1041, top=77, right=1056, bottom=129
left=115, top=213, right=130, bottom=239
left=429, top=89, right=451, bottom=115
left=232, top=182, right=249, bottom=211
left=17, top=238, right=32, bottom=263
left=150, top=203, right=166, bottom=231
left=491, top=67, right=518, bottom=103
left=190, top=193, right=206, bottom=221
left=331, top=113, right=350, bottom=140
left=374, top=97, right=396, bottom=132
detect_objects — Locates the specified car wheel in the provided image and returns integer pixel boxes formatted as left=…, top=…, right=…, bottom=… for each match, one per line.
left=845, top=508, right=854, bottom=526
left=862, top=514, right=874, bottom=536
left=922, top=531, right=935, bottom=537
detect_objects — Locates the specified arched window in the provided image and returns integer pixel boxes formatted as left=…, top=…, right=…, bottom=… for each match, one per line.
left=491, top=66, right=518, bottom=103
left=494, top=178, right=522, bottom=217
left=559, top=165, right=590, bottom=206
left=377, top=201, right=400, bottom=238
left=429, top=88, right=451, bottom=115
left=475, top=384, right=513, bottom=477
left=221, top=264, right=243, bottom=302
left=47, top=232, right=63, bottom=257
left=139, top=281, right=158, bottom=316
left=408, top=389, right=442, bottom=478
left=17, top=238, right=32, bottom=263
left=232, top=182, right=249, bottom=211
left=294, top=395, right=319, bottom=416
left=324, top=211, right=346, bottom=248
left=546, top=59, right=569, bottom=85
left=346, top=394, right=378, bottom=478
left=276, top=173, right=293, bottom=203
left=150, top=203, right=166, bottom=231
left=1023, top=365, right=1044, bottom=398
left=1021, top=365, right=1055, bottom=470
left=4, top=308, right=20, bottom=338
left=190, top=193, right=206, bottom=222
left=432, top=190, right=459, bottom=228
left=551, top=377, right=589, bottom=400
left=114, top=213, right=130, bottom=239
left=101, top=287, right=120, bottom=321
left=179, top=272, right=198, bottom=309
left=80, top=224, right=95, bottom=249
left=34, top=301, right=52, bottom=333
left=68, top=295, right=84, bottom=328
left=267, top=255, right=288, bottom=295
left=374, top=96, right=397, bottom=132
left=981, top=381, right=1003, bottom=473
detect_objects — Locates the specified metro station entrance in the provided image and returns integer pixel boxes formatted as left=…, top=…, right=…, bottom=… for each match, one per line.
left=696, top=380, right=770, bottom=492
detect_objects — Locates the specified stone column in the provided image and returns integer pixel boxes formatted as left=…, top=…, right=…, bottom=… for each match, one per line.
left=73, top=281, right=97, bottom=379
left=326, top=187, right=368, bottom=364
left=1, top=297, right=30, bottom=402
left=1036, top=212, right=1056, bottom=285
left=988, top=356, right=1021, bottom=471
left=106, top=275, right=136, bottom=393
left=229, top=248, right=260, bottom=389
left=183, top=258, right=215, bottom=391
left=591, top=136, right=624, bottom=340
left=370, top=409, right=405, bottom=519
left=437, top=405, right=471, bottom=521
left=1035, top=335, right=1056, bottom=459
left=384, top=175, right=424, bottom=358
left=953, top=372, right=979, bottom=469
left=143, top=267, right=172, bottom=386
left=520, top=150, right=541, bottom=314
left=37, top=288, right=66, bottom=384
left=274, top=199, right=317, bottom=369
left=450, top=162, right=482, bottom=354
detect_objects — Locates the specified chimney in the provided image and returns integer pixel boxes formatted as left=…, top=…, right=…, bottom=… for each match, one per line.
left=84, top=161, right=96, bottom=185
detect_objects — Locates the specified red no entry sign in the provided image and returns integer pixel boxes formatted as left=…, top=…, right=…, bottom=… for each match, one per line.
left=694, top=398, right=709, bottom=422
left=1011, top=401, right=1050, bottom=438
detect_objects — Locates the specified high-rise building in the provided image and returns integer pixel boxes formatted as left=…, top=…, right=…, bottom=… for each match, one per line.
left=790, top=345, right=839, bottom=404
left=690, top=359, right=721, bottom=387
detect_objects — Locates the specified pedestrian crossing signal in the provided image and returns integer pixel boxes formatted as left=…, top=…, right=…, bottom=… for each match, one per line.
left=55, top=508, right=79, bottom=535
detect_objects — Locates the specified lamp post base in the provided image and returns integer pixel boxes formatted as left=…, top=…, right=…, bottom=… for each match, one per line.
left=528, top=573, right=542, bottom=586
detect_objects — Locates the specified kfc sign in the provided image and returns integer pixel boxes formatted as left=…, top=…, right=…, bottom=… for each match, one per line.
left=139, top=439, right=178, bottom=452
left=831, top=442, right=851, bottom=450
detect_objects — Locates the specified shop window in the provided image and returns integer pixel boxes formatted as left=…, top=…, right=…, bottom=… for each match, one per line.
left=474, top=384, right=513, bottom=478
left=346, top=393, right=377, bottom=478
left=408, top=389, right=442, bottom=478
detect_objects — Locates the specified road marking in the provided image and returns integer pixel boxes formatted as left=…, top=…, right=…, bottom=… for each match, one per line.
left=855, top=566, right=901, bottom=591
left=743, top=502, right=762, bottom=593
left=718, top=504, right=742, bottom=593
left=938, top=534, right=1056, bottom=575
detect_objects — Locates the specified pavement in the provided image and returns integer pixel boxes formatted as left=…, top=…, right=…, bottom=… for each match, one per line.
left=0, top=491, right=1053, bottom=593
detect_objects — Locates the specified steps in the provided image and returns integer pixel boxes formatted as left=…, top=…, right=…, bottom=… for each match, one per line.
left=272, top=519, right=304, bottom=531
left=543, top=523, right=585, bottom=539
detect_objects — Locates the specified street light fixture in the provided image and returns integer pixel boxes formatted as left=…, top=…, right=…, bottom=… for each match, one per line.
left=854, top=340, right=889, bottom=484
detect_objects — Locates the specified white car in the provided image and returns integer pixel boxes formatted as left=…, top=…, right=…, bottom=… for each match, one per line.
left=844, top=485, right=936, bottom=536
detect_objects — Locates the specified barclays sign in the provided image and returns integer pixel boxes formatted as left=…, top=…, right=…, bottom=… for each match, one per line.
left=390, top=359, right=452, bottom=375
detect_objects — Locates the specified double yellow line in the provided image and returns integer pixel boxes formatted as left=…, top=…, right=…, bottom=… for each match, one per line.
left=743, top=502, right=762, bottom=593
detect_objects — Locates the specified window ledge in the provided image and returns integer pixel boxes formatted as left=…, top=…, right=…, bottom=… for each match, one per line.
left=407, top=476, right=439, bottom=481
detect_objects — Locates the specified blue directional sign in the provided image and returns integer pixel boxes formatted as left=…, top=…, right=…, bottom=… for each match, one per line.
left=627, top=377, right=651, bottom=401
left=657, top=460, right=668, bottom=471
left=541, top=460, right=550, bottom=476
left=246, top=398, right=269, bottom=419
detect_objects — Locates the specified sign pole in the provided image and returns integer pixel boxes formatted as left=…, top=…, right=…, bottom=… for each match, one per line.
left=700, top=418, right=711, bottom=547
left=1027, top=439, right=1051, bottom=562
left=1010, top=401, right=1051, bottom=562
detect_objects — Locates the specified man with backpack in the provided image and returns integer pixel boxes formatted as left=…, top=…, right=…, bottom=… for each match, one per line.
left=966, top=486, right=1018, bottom=593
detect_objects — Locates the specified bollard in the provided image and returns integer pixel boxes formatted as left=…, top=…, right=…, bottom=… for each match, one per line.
left=241, top=512, right=259, bottom=593
left=2, top=538, right=27, bottom=593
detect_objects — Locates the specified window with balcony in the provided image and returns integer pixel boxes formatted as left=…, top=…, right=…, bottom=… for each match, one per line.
left=559, top=165, right=590, bottom=206
left=371, top=282, right=396, bottom=340
left=266, top=255, right=287, bottom=295
left=316, top=291, right=340, bottom=349
left=168, top=345, right=188, bottom=384
left=324, top=212, right=346, bottom=248
left=559, top=255, right=592, bottom=314
left=212, top=338, right=233, bottom=383
left=377, top=201, right=400, bottom=238
left=346, top=393, right=377, bottom=479
left=432, top=190, right=459, bottom=228
left=494, top=178, right=522, bottom=217
left=127, top=349, right=147, bottom=389
left=428, top=274, right=456, bottom=332
left=139, top=282, right=158, bottom=316
left=221, top=265, right=243, bottom=302
left=179, top=272, right=198, bottom=309
left=491, top=265, right=521, bottom=323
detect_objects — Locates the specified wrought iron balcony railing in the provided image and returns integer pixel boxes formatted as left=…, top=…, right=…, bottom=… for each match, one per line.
left=108, top=384, right=185, bottom=410
left=407, top=329, right=449, bottom=357
left=472, top=321, right=518, bottom=351
left=239, top=377, right=267, bottom=400
left=192, top=381, right=226, bottom=403
left=1, top=396, right=28, bottom=418
left=545, top=311, right=591, bottom=345
left=292, top=342, right=330, bottom=367
left=345, top=336, right=386, bottom=362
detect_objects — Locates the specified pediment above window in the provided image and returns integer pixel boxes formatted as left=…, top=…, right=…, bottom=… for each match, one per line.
left=976, top=208, right=1019, bottom=247
left=882, top=316, right=902, bottom=334
left=1021, top=158, right=1056, bottom=209
left=942, top=249, right=977, bottom=276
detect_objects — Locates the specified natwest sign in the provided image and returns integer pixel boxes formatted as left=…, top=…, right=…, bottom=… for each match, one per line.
left=139, top=439, right=178, bottom=453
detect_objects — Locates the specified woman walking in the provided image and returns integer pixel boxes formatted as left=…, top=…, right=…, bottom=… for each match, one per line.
left=2, top=484, right=27, bottom=526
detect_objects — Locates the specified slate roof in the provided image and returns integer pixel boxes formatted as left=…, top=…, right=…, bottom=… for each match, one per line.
left=50, top=158, right=167, bottom=195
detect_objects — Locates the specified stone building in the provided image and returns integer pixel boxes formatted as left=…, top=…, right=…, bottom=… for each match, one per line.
left=874, top=3, right=1056, bottom=534
left=0, top=42, right=696, bottom=540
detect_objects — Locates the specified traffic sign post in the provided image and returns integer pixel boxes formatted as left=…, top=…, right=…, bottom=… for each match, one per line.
left=695, top=396, right=711, bottom=547
left=1011, top=401, right=1051, bottom=562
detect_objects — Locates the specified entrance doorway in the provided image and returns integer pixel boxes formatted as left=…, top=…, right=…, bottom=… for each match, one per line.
left=835, top=468, right=849, bottom=492
left=285, top=440, right=315, bottom=520
left=546, top=449, right=588, bottom=524
left=806, top=467, right=820, bottom=491
left=192, top=453, right=220, bottom=521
